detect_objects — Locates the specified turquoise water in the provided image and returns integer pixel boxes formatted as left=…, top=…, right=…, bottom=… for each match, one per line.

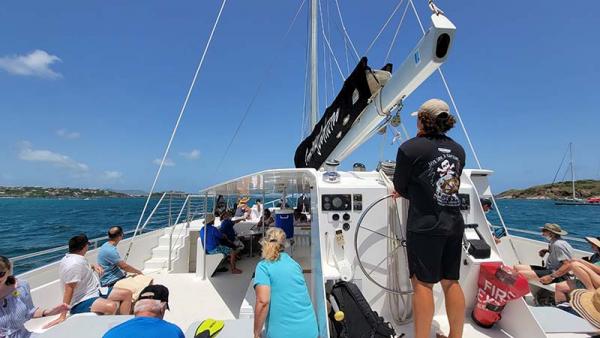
left=0, top=198, right=598, bottom=274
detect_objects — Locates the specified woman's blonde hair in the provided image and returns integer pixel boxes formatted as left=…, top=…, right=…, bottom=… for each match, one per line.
left=260, top=227, right=286, bottom=261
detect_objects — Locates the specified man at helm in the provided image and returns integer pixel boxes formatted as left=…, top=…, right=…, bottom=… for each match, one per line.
left=393, top=98, right=466, bottom=338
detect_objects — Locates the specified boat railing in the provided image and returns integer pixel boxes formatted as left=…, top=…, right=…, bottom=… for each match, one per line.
left=492, top=225, right=587, bottom=245
left=10, top=192, right=200, bottom=275
left=11, top=229, right=137, bottom=275
left=167, top=193, right=210, bottom=271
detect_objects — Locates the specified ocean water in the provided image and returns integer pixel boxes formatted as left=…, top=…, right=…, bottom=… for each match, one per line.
left=0, top=198, right=598, bottom=274
left=487, top=199, right=599, bottom=251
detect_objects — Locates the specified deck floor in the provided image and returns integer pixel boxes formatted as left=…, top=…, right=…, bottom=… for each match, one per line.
left=153, top=256, right=260, bottom=332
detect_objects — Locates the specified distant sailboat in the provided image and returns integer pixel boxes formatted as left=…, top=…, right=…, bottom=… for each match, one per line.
left=553, top=143, right=598, bottom=205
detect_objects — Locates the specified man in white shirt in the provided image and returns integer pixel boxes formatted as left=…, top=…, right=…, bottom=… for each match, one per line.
left=46, top=234, right=133, bottom=327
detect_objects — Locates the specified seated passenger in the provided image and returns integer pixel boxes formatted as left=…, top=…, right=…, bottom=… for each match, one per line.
left=199, top=214, right=242, bottom=274
left=235, top=197, right=251, bottom=219
left=256, top=209, right=274, bottom=229
left=514, top=223, right=574, bottom=285
left=0, top=256, right=70, bottom=335
left=555, top=236, right=600, bottom=303
left=103, top=285, right=184, bottom=338
left=253, top=228, right=318, bottom=338
left=250, top=199, right=263, bottom=220
left=293, top=209, right=308, bottom=224
left=481, top=198, right=504, bottom=244
left=97, top=226, right=143, bottom=287
left=48, top=234, right=133, bottom=327
left=219, top=211, right=245, bottom=250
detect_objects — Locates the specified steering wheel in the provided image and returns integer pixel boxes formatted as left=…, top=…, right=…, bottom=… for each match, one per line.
left=353, top=194, right=413, bottom=295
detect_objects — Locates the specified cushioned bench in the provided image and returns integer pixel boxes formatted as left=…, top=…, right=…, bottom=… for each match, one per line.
left=196, top=236, right=226, bottom=278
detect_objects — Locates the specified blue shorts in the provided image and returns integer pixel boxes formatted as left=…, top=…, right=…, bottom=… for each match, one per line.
left=70, top=297, right=99, bottom=314
left=208, top=245, right=232, bottom=256
left=70, top=287, right=113, bottom=315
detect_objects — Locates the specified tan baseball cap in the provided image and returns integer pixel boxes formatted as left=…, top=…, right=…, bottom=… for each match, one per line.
left=410, top=98, right=450, bottom=117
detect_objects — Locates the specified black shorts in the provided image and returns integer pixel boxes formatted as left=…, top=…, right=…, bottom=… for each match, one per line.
left=530, top=265, right=568, bottom=283
left=407, top=230, right=463, bottom=283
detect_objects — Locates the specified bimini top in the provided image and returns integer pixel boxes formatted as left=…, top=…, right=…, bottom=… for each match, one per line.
left=200, top=168, right=318, bottom=196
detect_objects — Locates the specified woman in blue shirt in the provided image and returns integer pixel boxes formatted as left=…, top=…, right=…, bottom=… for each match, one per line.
left=0, top=256, right=69, bottom=337
left=253, top=228, right=317, bottom=338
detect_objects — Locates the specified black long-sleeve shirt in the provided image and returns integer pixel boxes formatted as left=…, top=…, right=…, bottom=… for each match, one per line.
left=393, top=134, right=466, bottom=234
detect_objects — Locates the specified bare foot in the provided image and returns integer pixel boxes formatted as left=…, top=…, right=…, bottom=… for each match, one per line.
left=232, top=268, right=243, bottom=274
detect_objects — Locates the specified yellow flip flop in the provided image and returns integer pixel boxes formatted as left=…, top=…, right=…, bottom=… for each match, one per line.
left=195, top=318, right=224, bottom=338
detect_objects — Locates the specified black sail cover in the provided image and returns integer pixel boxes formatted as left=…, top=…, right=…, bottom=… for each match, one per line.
left=294, top=57, right=387, bottom=169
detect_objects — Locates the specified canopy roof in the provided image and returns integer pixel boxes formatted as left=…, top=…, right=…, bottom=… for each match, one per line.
left=200, top=168, right=318, bottom=196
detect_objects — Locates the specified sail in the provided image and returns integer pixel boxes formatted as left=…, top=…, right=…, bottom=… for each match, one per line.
left=294, top=57, right=392, bottom=169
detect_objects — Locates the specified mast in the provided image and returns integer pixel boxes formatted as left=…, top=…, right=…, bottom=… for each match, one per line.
left=570, top=142, right=576, bottom=200
left=309, top=0, right=318, bottom=130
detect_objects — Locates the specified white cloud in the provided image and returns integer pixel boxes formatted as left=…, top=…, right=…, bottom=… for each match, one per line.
left=0, top=50, right=62, bottom=79
left=18, top=141, right=88, bottom=172
left=153, top=158, right=175, bottom=167
left=56, top=128, right=80, bottom=140
left=179, top=149, right=200, bottom=160
left=103, top=171, right=123, bottom=180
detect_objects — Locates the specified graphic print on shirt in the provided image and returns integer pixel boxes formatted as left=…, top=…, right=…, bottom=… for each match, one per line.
left=425, top=152, right=462, bottom=207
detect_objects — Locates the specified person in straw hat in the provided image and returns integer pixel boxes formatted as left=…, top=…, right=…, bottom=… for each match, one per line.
left=570, top=287, right=600, bottom=329
left=514, top=223, right=574, bottom=285
left=253, top=227, right=317, bottom=338
left=555, top=236, right=600, bottom=303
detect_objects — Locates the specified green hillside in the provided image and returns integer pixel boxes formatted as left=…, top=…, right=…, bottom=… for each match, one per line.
left=498, top=180, right=600, bottom=199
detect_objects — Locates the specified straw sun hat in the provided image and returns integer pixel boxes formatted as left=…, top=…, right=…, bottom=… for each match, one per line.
left=570, top=288, right=600, bottom=328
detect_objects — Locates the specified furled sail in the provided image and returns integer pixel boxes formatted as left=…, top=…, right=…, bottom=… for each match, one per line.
left=294, top=57, right=392, bottom=169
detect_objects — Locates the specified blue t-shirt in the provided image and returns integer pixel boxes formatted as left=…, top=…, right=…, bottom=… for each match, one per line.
left=254, top=253, right=318, bottom=338
left=220, top=219, right=237, bottom=242
left=199, top=224, right=222, bottom=252
left=103, top=317, right=184, bottom=338
left=97, top=242, right=125, bottom=287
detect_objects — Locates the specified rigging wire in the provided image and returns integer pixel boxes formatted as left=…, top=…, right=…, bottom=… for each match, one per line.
left=364, top=0, right=405, bottom=56
left=301, top=2, right=311, bottom=140
left=333, top=0, right=360, bottom=59
left=322, top=38, right=329, bottom=109
left=126, top=0, right=228, bottom=260
left=408, top=0, right=521, bottom=263
left=384, top=0, right=410, bottom=64
left=343, top=34, right=351, bottom=75
left=214, top=0, right=307, bottom=173
left=318, top=0, right=345, bottom=80
left=326, top=0, right=336, bottom=96
left=551, top=145, right=570, bottom=184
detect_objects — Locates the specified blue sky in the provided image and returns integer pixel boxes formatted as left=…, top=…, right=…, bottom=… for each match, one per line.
left=0, top=1, right=599, bottom=193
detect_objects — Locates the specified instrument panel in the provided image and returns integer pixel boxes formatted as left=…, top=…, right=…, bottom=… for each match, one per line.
left=321, top=194, right=352, bottom=211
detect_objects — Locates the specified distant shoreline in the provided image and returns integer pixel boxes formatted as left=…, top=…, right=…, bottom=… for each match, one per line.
left=497, top=179, right=600, bottom=200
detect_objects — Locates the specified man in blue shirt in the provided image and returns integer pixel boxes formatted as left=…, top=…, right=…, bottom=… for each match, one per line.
left=199, top=214, right=242, bottom=274
left=103, top=285, right=184, bottom=338
left=97, top=226, right=143, bottom=287
left=219, top=211, right=245, bottom=250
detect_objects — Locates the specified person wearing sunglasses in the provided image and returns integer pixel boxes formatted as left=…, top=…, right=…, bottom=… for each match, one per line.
left=0, top=255, right=70, bottom=337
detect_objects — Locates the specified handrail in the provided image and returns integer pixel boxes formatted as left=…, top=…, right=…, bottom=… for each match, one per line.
left=493, top=225, right=587, bottom=243
left=11, top=229, right=137, bottom=265
left=168, top=194, right=209, bottom=271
